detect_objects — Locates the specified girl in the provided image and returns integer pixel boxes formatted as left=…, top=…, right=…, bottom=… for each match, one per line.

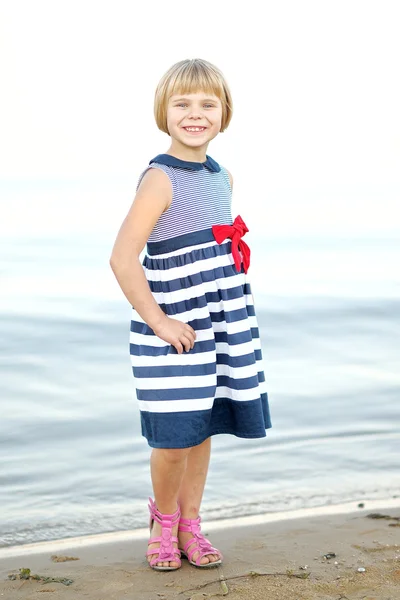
left=110, top=58, right=272, bottom=571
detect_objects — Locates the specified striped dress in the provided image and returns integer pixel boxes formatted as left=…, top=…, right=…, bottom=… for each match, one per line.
left=130, top=153, right=272, bottom=448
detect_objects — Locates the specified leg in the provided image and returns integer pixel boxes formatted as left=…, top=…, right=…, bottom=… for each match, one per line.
left=178, top=437, right=211, bottom=517
left=148, top=447, right=191, bottom=568
left=178, top=437, right=221, bottom=565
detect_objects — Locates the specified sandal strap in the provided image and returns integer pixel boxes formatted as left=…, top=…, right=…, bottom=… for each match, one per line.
left=147, top=497, right=181, bottom=567
left=147, top=535, right=179, bottom=545
left=183, top=534, right=220, bottom=563
left=178, top=515, right=222, bottom=565
left=147, top=546, right=181, bottom=566
left=178, top=515, right=202, bottom=533
left=148, top=497, right=180, bottom=526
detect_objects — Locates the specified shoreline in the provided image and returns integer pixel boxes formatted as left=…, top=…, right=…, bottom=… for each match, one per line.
left=1, top=496, right=399, bottom=559
left=1, top=501, right=399, bottom=599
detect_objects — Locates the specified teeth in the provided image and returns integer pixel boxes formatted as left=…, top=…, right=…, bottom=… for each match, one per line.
left=185, top=127, right=205, bottom=132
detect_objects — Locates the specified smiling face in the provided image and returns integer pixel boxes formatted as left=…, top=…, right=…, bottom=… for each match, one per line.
left=166, top=92, right=223, bottom=152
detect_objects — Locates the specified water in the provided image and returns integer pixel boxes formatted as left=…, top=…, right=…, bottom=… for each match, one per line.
left=1, top=229, right=399, bottom=548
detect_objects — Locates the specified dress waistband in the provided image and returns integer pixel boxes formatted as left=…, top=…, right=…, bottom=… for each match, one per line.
left=146, top=216, right=251, bottom=273
left=146, top=228, right=216, bottom=256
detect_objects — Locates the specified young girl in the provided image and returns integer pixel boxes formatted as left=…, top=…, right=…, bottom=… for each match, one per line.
left=110, top=58, right=272, bottom=571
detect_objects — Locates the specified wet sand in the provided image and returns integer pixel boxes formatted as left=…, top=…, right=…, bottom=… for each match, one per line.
left=1, top=504, right=399, bottom=599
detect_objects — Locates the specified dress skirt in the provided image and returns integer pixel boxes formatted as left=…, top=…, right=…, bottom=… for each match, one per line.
left=129, top=228, right=272, bottom=449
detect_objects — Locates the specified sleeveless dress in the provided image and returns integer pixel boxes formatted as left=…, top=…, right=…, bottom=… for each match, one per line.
left=130, top=153, right=272, bottom=448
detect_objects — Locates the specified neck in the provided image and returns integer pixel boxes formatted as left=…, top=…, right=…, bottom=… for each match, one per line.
left=166, top=140, right=209, bottom=163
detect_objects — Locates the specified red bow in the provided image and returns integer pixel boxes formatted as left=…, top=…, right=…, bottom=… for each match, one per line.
left=212, top=215, right=251, bottom=273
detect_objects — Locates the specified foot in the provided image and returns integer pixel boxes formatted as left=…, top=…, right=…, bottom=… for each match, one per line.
left=178, top=529, right=221, bottom=565
left=147, top=519, right=180, bottom=569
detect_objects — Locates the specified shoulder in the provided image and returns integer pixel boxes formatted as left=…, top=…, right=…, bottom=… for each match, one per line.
left=136, top=163, right=175, bottom=194
left=135, top=165, right=173, bottom=213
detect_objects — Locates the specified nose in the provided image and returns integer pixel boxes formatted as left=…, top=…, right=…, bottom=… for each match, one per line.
left=188, top=107, right=203, bottom=119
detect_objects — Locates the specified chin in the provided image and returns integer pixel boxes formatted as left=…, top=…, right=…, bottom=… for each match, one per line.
left=182, top=134, right=213, bottom=145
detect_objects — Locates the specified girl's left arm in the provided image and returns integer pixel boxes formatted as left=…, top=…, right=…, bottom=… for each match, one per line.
left=225, top=168, right=233, bottom=191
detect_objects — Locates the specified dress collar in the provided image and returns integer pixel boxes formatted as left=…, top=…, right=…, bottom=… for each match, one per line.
left=149, top=153, right=221, bottom=173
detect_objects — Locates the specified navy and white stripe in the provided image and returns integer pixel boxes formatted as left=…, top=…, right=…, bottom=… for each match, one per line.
left=130, top=154, right=271, bottom=449
left=136, top=154, right=232, bottom=243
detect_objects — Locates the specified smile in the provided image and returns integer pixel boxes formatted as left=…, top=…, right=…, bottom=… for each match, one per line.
left=183, top=127, right=206, bottom=133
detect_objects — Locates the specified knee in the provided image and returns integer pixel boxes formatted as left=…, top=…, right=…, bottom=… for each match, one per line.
left=159, top=447, right=191, bottom=465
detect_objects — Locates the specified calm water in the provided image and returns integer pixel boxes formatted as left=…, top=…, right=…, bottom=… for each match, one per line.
left=1, top=231, right=399, bottom=547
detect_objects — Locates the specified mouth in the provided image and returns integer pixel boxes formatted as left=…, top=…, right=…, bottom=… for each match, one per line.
left=182, top=126, right=207, bottom=134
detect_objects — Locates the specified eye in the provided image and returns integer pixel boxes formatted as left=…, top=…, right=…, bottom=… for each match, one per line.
left=176, top=103, right=188, bottom=108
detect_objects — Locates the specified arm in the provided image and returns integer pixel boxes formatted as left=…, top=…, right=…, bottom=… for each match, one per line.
left=225, top=168, right=233, bottom=191
left=109, top=168, right=195, bottom=353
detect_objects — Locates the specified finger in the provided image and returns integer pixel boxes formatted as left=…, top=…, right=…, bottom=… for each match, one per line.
left=185, top=326, right=196, bottom=343
left=174, top=341, right=183, bottom=354
left=180, top=335, right=191, bottom=353
left=183, top=331, right=195, bottom=348
left=183, top=333, right=194, bottom=352
left=187, top=325, right=196, bottom=338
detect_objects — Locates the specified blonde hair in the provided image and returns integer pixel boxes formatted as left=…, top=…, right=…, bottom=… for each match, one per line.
left=154, top=58, right=233, bottom=135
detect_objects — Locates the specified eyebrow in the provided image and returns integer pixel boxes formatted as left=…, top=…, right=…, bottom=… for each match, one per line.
left=171, top=97, right=219, bottom=102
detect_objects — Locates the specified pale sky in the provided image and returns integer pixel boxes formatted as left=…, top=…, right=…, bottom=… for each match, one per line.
left=1, top=0, right=399, bottom=237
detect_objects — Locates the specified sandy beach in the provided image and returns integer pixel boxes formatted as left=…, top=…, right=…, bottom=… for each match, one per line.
left=1, top=503, right=399, bottom=600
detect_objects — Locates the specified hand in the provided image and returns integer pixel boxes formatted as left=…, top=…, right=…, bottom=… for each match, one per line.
left=153, top=315, right=196, bottom=354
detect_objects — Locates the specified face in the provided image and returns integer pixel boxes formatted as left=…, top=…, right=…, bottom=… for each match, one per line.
left=166, top=92, right=223, bottom=150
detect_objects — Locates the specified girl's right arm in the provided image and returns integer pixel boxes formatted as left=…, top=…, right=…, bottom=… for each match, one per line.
left=109, top=168, right=196, bottom=354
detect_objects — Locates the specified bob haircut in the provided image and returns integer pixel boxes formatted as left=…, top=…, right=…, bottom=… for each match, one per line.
left=154, top=58, right=233, bottom=135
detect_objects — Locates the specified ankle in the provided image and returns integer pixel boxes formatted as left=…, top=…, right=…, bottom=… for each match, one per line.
left=151, top=494, right=179, bottom=513
left=149, top=497, right=180, bottom=517
left=155, top=503, right=179, bottom=516
left=179, top=505, right=200, bottom=520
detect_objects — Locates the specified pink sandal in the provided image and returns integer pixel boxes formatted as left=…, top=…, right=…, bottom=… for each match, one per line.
left=146, top=498, right=182, bottom=571
left=178, top=515, right=223, bottom=568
